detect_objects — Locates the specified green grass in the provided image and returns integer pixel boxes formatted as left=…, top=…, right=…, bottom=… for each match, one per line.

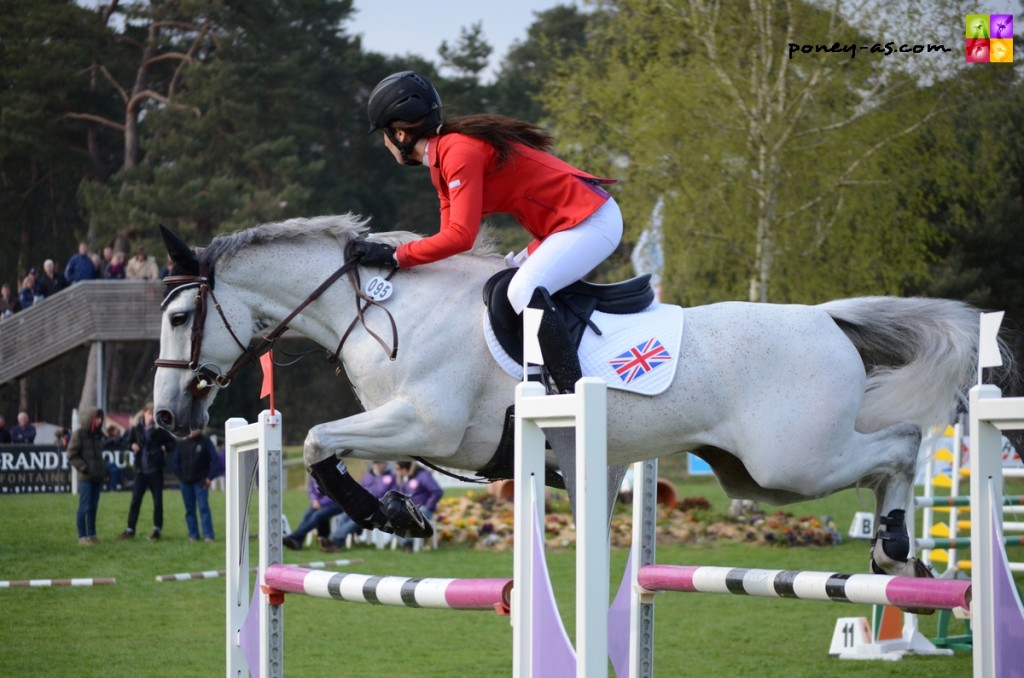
left=2, top=468, right=1020, bottom=677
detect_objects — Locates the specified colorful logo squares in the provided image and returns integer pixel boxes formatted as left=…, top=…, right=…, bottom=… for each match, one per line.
left=966, top=14, right=1014, bottom=63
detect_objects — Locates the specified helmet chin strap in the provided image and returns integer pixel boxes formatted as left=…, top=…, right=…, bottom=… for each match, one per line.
left=385, top=128, right=424, bottom=166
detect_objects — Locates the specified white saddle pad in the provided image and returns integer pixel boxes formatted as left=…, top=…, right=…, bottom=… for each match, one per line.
left=483, top=303, right=685, bottom=396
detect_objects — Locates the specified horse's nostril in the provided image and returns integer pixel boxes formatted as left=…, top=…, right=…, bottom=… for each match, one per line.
left=156, top=410, right=174, bottom=428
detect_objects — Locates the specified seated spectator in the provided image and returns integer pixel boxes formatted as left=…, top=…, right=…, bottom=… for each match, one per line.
left=394, top=461, right=442, bottom=552
left=10, top=412, right=36, bottom=443
left=126, top=247, right=159, bottom=280
left=282, top=476, right=344, bottom=552
left=36, top=259, right=66, bottom=299
left=0, top=284, right=20, bottom=319
left=64, top=242, right=95, bottom=284
left=106, top=251, right=126, bottom=279
left=0, top=415, right=11, bottom=443
left=19, top=270, right=36, bottom=309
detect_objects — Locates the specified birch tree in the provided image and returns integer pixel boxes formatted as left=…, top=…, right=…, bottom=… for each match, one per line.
left=543, top=0, right=967, bottom=304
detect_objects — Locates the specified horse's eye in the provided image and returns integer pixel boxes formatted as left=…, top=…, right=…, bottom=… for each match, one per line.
left=170, top=312, right=189, bottom=327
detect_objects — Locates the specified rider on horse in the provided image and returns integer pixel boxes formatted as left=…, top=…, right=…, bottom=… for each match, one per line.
left=310, top=70, right=625, bottom=539
left=355, top=70, right=623, bottom=395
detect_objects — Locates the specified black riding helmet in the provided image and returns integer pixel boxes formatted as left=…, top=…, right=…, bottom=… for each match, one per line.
left=367, top=71, right=442, bottom=166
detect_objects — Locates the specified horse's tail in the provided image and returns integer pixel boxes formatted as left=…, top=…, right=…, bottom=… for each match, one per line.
left=818, top=296, right=993, bottom=432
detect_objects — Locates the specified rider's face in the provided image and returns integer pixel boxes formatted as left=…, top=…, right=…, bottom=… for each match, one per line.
left=382, top=130, right=404, bottom=164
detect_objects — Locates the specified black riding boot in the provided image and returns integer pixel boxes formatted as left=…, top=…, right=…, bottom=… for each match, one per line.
left=528, top=288, right=582, bottom=394
left=309, top=457, right=433, bottom=539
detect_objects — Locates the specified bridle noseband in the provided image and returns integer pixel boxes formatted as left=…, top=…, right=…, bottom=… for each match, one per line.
left=154, top=242, right=398, bottom=397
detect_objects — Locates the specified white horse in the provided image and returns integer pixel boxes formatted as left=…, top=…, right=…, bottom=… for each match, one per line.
left=153, top=214, right=990, bottom=576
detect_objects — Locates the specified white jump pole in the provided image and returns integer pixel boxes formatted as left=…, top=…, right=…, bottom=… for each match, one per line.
left=225, top=410, right=284, bottom=678
left=513, top=377, right=608, bottom=678
left=968, top=384, right=1024, bottom=678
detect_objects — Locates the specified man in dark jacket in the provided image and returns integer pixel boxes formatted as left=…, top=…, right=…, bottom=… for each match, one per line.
left=68, top=408, right=109, bottom=545
left=117, top=404, right=175, bottom=540
left=172, top=429, right=218, bottom=542
left=11, top=412, right=36, bottom=443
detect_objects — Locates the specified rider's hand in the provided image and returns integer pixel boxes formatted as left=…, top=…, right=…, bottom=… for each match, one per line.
left=352, top=240, right=397, bottom=268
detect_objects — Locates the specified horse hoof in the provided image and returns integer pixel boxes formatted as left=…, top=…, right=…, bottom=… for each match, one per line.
left=380, top=491, right=434, bottom=539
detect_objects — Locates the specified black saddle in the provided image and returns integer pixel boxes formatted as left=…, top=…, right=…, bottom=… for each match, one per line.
left=482, top=268, right=655, bottom=363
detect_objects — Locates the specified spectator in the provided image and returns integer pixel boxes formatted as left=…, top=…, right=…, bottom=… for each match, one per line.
left=327, top=460, right=396, bottom=549
left=0, top=415, right=11, bottom=443
left=159, top=254, right=174, bottom=279
left=101, top=425, right=125, bottom=491
left=36, top=259, right=66, bottom=298
left=172, top=429, right=218, bottom=543
left=64, top=242, right=96, bottom=284
left=0, top=284, right=20, bottom=319
left=283, top=475, right=345, bottom=552
left=117, top=403, right=176, bottom=541
left=101, top=246, right=114, bottom=272
left=105, top=251, right=127, bottom=280
left=67, top=408, right=109, bottom=545
left=10, top=412, right=36, bottom=443
left=126, top=247, right=159, bottom=280
left=18, top=270, right=36, bottom=309
left=394, top=461, right=443, bottom=552
left=89, top=253, right=103, bottom=279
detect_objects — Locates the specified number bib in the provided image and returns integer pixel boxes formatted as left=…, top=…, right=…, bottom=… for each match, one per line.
left=364, top=276, right=394, bottom=302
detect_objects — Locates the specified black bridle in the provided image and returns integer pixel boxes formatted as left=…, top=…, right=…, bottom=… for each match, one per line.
left=154, top=243, right=398, bottom=397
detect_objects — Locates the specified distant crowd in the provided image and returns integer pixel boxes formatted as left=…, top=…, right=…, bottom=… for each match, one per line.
left=1, top=242, right=172, bottom=321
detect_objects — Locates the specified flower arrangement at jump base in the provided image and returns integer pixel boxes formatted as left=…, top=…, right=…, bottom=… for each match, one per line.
left=432, top=490, right=842, bottom=551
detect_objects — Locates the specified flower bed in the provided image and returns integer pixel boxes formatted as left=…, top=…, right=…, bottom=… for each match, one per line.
left=433, top=491, right=842, bottom=551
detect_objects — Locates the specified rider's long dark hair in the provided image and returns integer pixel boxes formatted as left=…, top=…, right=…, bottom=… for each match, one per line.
left=397, top=114, right=555, bottom=165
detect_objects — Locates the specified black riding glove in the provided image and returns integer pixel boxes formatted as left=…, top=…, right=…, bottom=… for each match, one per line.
left=352, top=240, right=397, bottom=268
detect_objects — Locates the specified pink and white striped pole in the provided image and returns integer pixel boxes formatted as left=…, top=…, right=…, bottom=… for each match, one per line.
left=263, top=564, right=512, bottom=613
left=636, top=565, right=971, bottom=611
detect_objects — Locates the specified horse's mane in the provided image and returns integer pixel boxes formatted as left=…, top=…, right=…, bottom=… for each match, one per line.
left=199, top=213, right=499, bottom=268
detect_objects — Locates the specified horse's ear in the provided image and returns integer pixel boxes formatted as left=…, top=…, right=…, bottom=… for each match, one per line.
left=158, top=224, right=200, bottom=276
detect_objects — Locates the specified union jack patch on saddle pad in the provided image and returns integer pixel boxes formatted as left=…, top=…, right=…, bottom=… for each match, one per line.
left=609, top=338, right=673, bottom=384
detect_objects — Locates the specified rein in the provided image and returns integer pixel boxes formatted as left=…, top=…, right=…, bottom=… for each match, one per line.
left=155, top=242, right=398, bottom=396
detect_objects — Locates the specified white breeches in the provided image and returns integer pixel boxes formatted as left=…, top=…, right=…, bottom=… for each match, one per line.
left=506, top=198, right=623, bottom=314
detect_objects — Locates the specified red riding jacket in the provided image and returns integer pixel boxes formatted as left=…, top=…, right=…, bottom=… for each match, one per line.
left=395, top=134, right=615, bottom=268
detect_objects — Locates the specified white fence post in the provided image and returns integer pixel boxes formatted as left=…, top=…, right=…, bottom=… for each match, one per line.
left=225, top=410, right=284, bottom=678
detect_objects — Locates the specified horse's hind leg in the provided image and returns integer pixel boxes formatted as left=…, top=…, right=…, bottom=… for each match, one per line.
left=760, top=421, right=922, bottom=576
left=860, top=424, right=925, bottom=578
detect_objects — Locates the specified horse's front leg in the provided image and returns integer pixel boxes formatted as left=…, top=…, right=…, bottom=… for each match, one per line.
left=303, top=398, right=443, bottom=465
left=301, top=399, right=449, bottom=540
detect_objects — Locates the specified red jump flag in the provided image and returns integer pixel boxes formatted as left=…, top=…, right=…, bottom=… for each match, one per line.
left=259, top=351, right=275, bottom=414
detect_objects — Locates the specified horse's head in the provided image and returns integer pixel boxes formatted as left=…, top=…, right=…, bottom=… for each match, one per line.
left=153, top=225, right=254, bottom=436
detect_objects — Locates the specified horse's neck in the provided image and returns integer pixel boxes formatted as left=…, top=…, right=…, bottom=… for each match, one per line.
left=221, top=245, right=502, bottom=353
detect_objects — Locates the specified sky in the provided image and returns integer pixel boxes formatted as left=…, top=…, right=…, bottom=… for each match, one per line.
left=347, top=0, right=579, bottom=82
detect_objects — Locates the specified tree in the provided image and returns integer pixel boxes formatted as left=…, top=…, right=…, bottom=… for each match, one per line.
left=493, top=4, right=596, bottom=124
left=0, top=1, right=114, bottom=275
left=541, top=0, right=967, bottom=305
